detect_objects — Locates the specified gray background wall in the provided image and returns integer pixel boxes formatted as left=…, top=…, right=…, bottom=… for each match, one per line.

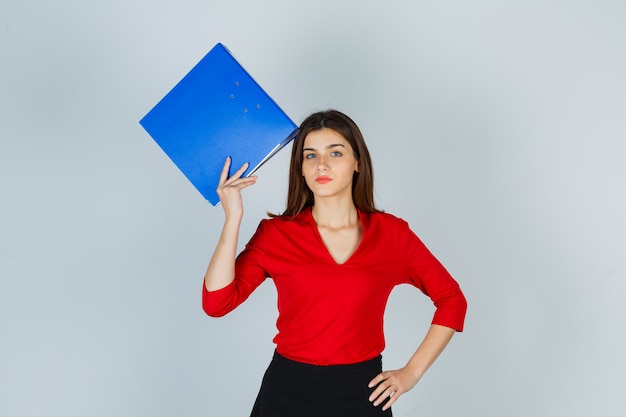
left=1, top=1, right=625, bottom=416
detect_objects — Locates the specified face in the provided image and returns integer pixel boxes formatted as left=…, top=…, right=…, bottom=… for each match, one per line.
left=301, top=128, right=359, bottom=201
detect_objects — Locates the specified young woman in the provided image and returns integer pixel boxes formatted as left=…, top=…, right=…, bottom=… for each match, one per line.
left=203, top=110, right=467, bottom=416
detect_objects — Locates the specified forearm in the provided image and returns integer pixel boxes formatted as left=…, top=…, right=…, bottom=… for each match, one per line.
left=204, top=157, right=258, bottom=292
left=404, top=324, right=456, bottom=382
left=204, top=216, right=242, bottom=291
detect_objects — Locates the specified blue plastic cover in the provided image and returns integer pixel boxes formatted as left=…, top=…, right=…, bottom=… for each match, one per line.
left=140, top=43, right=297, bottom=205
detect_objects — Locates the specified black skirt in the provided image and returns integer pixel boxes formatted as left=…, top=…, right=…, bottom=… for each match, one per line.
left=250, top=351, right=393, bottom=417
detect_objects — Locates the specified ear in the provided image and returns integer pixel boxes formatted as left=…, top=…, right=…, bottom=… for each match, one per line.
left=354, top=161, right=360, bottom=173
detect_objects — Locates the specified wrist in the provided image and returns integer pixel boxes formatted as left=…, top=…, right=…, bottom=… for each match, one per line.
left=403, top=363, right=424, bottom=382
left=223, top=211, right=243, bottom=226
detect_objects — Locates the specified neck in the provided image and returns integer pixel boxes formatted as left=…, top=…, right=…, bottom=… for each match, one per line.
left=311, top=197, right=358, bottom=228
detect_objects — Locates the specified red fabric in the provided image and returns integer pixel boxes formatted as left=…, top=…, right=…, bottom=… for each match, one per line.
left=203, top=208, right=467, bottom=366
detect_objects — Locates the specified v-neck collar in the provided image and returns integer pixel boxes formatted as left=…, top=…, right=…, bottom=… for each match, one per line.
left=304, top=207, right=367, bottom=266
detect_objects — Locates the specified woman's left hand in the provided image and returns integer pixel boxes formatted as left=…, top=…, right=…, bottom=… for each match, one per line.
left=367, top=367, right=420, bottom=411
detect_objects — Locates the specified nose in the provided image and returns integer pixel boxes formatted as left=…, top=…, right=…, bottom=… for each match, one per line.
left=317, top=156, right=329, bottom=172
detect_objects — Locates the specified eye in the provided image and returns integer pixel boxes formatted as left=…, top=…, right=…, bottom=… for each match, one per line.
left=330, top=151, right=343, bottom=157
left=304, top=153, right=316, bottom=159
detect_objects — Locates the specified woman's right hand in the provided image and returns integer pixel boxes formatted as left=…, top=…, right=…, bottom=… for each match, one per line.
left=216, top=157, right=257, bottom=220
left=204, top=157, right=256, bottom=292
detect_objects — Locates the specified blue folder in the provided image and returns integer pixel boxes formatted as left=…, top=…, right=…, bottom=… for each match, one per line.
left=140, top=43, right=298, bottom=206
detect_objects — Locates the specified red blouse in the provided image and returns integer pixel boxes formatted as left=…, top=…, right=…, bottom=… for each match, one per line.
left=203, top=208, right=467, bottom=366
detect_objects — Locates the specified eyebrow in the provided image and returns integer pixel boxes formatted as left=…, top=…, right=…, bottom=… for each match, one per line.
left=302, top=144, right=346, bottom=152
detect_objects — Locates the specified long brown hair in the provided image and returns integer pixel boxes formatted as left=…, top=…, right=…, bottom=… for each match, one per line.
left=272, top=109, right=381, bottom=218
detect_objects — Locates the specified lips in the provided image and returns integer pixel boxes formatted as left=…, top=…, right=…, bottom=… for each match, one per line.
left=315, top=176, right=332, bottom=184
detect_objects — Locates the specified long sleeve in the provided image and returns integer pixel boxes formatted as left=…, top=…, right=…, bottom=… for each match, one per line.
left=403, top=226, right=467, bottom=331
left=202, top=220, right=269, bottom=317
